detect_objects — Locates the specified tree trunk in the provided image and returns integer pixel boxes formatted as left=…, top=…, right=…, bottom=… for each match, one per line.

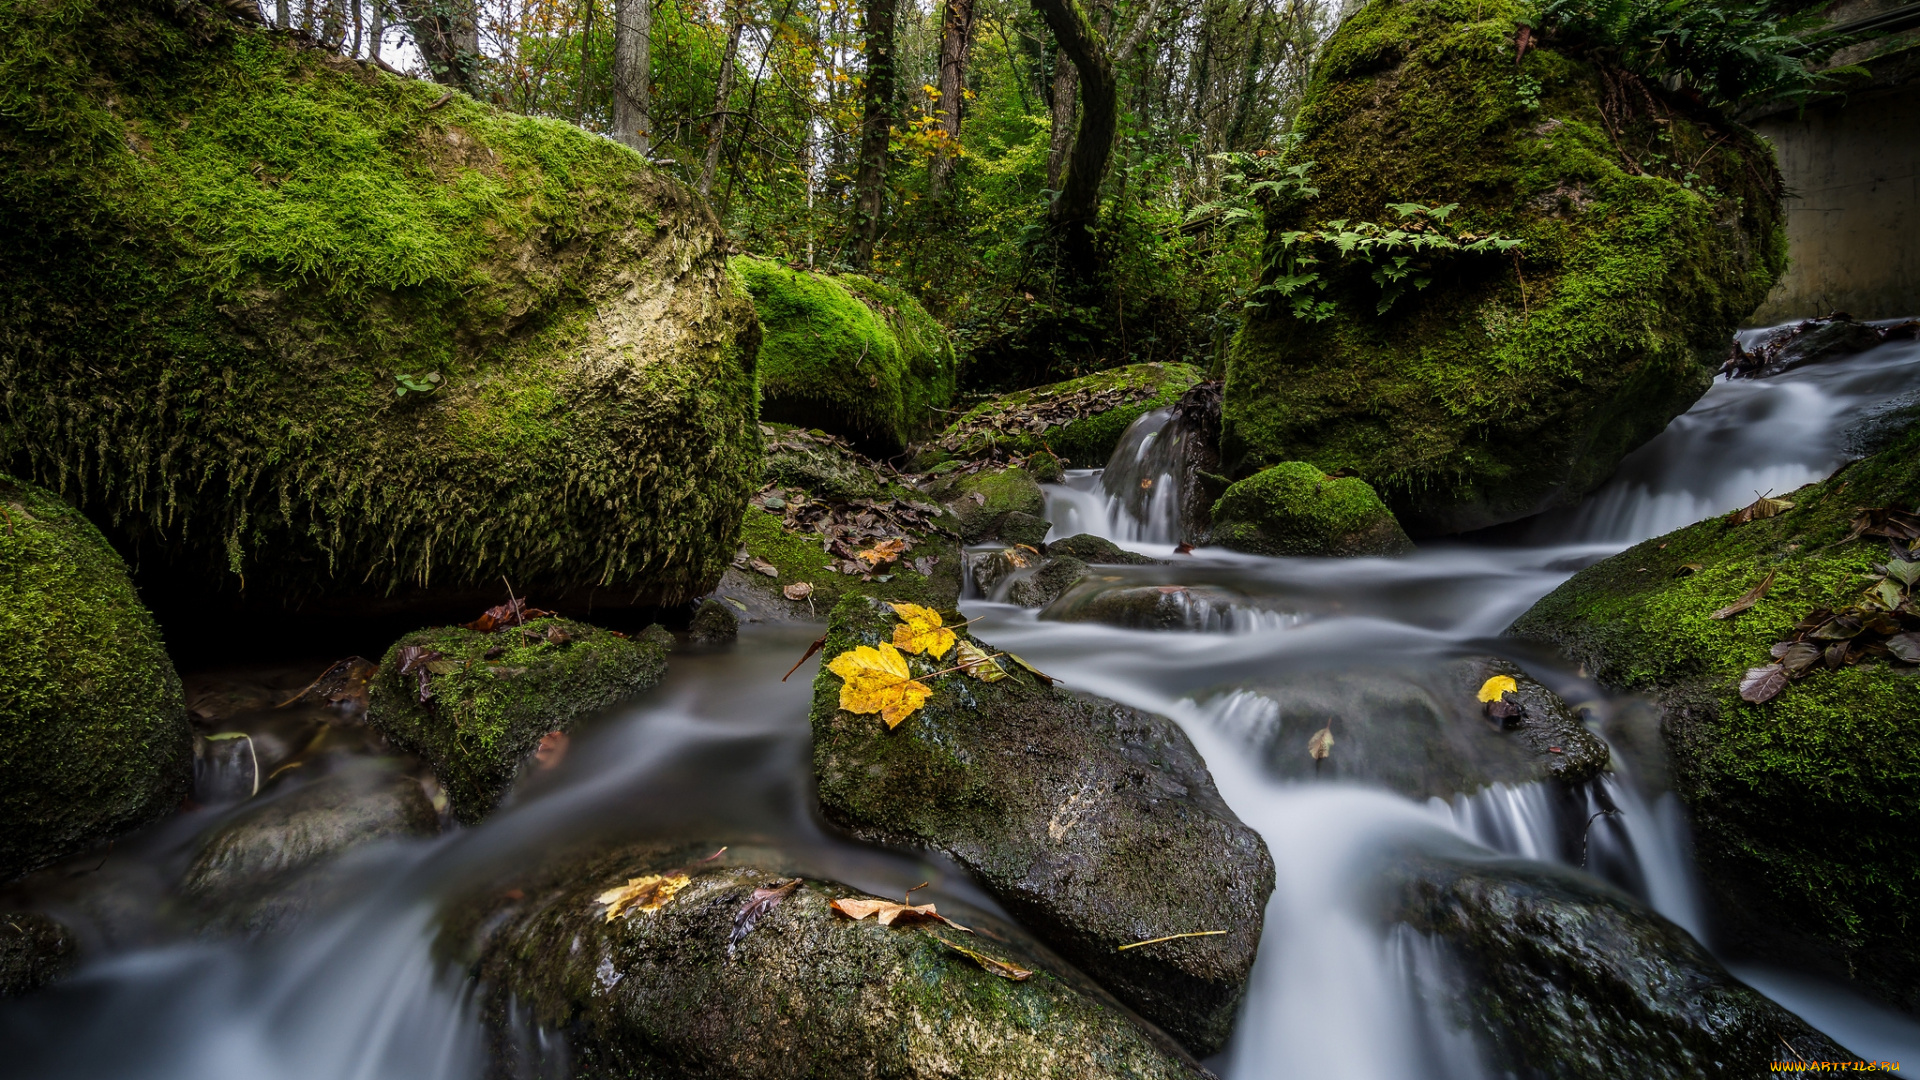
left=612, top=0, right=651, bottom=154
left=699, top=0, right=747, bottom=197
left=849, top=0, right=898, bottom=269
left=276, top=0, right=289, bottom=29
left=927, top=0, right=976, bottom=201
left=1045, top=52, right=1077, bottom=191
left=366, top=0, right=383, bottom=61
left=394, top=0, right=480, bottom=92
left=351, top=0, right=363, bottom=56
left=1029, top=0, right=1114, bottom=264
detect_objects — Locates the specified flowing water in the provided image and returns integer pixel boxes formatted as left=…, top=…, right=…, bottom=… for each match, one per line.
left=6, top=329, right=1920, bottom=1076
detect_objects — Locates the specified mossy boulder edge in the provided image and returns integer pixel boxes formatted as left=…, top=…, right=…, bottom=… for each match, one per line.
left=0, top=473, right=191, bottom=881
left=1209, top=462, right=1414, bottom=557
left=932, top=363, right=1205, bottom=468
left=0, top=0, right=761, bottom=606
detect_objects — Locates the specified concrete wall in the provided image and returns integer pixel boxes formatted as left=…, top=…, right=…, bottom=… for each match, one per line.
left=1749, top=87, right=1920, bottom=325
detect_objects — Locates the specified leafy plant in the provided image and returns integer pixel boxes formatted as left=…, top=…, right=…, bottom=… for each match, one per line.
left=393, top=371, right=442, bottom=397
left=1248, top=202, right=1524, bottom=319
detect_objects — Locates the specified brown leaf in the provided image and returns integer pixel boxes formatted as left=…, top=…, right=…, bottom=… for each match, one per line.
left=1777, top=643, right=1822, bottom=677
left=465, top=598, right=557, bottom=633
left=934, top=935, right=1032, bottom=980
left=729, top=878, right=801, bottom=959
left=782, top=635, right=827, bottom=682
left=783, top=582, right=814, bottom=601
left=953, top=640, right=1008, bottom=682
left=750, top=556, right=780, bottom=578
left=1173, top=543, right=1195, bottom=555
left=1809, top=614, right=1864, bottom=640
left=1825, top=640, right=1852, bottom=669
left=1307, top=722, right=1334, bottom=762
left=1730, top=495, right=1794, bottom=526
left=830, top=896, right=970, bottom=931
left=1887, top=632, right=1920, bottom=664
left=1739, top=664, right=1788, bottom=704
left=395, top=645, right=443, bottom=703
left=1486, top=698, right=1524, bottom=725
left=1709, top=571, right=1774, bottom=620
left=533, top=730, right=569, bottom=770
left=1846, top=506, right=1920, bottom=544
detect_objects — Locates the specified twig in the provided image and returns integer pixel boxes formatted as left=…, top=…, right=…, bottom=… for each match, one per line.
left=424, top=91, right=455, bottom=110
left=1117, top=929, right=1227, bottom=952
left=503, top=576, right=523, bottom=627
left=1577, top=808, right=1620, bottom=867
left=1512, top=250, right=1529, bottom=323
left=783, top=635, right=827, bottom=681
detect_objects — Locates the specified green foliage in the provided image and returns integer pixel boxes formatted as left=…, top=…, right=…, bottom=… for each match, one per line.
left=1254, top=200, right=1525, bottom=319
left=1208, top=461, right=1413, bottom=557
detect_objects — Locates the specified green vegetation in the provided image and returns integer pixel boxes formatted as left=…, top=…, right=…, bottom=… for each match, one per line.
left=366, top=617, right=668, bottom=823
left=0, top=473, right=190, bottom=880
left=1209, top=462, right=1414, bottom=557
left=1221, top=0, right=1786, bottom=536
left=932, top=363, right=1205, bottom=468
left=1510, top=420, right=1920, bottom=1010
left=731, top=256, right=957, bottom=455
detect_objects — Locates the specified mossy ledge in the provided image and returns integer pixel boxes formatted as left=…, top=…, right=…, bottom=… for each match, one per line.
left=0, top=0, right=760, bottom=606
left=931, top=363, right=1205, bottom=468
left=1509, top=419, right=1920, bottom=1011
left=1221, top=0, right=1785, bottom=535
left=0, top=473, right=191, bottom=881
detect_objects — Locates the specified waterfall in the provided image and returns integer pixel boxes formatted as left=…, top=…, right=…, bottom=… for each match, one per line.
left=1041, top=408, right=1197, bottom=545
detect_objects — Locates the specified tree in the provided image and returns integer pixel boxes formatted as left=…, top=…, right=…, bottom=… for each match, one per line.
left=928, top=0, right=978, bottom=201
left=700, top=0, right=748, bottom=196
left=613, top=0, right=652, bottom=153
left=393, top=0, right=480, bottom=93
left=849, top=0, right=898, bottom=268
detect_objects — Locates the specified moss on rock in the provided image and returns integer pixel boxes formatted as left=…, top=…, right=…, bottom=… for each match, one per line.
left=0, top=912, right=76, bottom=998
left=1221, top=0, right=1785, bottom=534
left=934, top=363, right=1205, bottom=468
left=732, top=256, right=957, bottom=455
left=0, top=473, right=190, bottom=881
left=1209, top=462, right=1414, bottom=557
left=0, top=0, right=760, bottom=606
left=928, top=465, right=1048, bottom=544
left=367, top=617, right=666, bottom=823
left=1509, top=420, right=1920, bottom=1010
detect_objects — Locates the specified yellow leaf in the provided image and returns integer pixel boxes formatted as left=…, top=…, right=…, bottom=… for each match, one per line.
left=1477, top=675, right=1518, bottom=702
left=828, top=642, right=932, bottom=728
left=953, top=640, right=1007, bottom=682
left=595, top=873, right=691, bottom=921
left=1307, top=723, right=1334, bottom=762
left=935, top=935, right=1032, bottom=979
left=830, top=896, right=971, bottom=931
left=889, top=602, right=956, bottom=658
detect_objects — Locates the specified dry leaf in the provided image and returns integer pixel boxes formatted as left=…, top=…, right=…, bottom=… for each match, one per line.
left=783, top=582, right=814, bottom=600
left=1307, top=723, right=1334, bottom=762
left=1710, top=571, right=1775, bottom=620
left=857, top=538, right=908, bottom=567
left=1000, top=547, right=1031, bottom=569
left=935, top=935, right=1032, bottom=980
left=830, top=896, right=970, bottom=931
left=1731, top=494, right=1794, bottom=525
left=1006, top=653, right=1055, bottom=686
left=782, top=635, right=827, bottom=682
left=597, top=873, right=692, bottom=921
left=464, top=597, right=557, bottom=632
left=889, top=603, right=957, bottom=659
left=953, top=640, right=1007, bottom=682
left=1476, top=675, right=1518, bottom=703
left=729, top=878, right=801, bottom=959
left=827, top=643, right=932, bottom=728
left=749, top=556, right=780, bottom=578
left=1739, top=664, right=1788, bottom=704
left=1887, top=632, right=1920, bottom=664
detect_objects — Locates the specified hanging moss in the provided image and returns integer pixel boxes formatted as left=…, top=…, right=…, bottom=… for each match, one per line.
left=0, top=473, right=190, bottom=880
left=731, top=256, right=958, bottom=456
left=0, top=0, right=760, bottom=606
left=1221, top=0, right=1785, bottom=535
left=1209, top=462, right=1414, bottom=557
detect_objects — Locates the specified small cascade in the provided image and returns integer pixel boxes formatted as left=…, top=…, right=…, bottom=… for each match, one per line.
left=1042, top=408, right=1197, bottom=545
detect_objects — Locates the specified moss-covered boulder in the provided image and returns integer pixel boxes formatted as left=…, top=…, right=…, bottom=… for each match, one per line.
left=0, top=0, right=760, bottom=606
left=1509, top=418, right=1920, bottom=1010
left=732, top=256, right=957, bottom=455
left=931, top=363, right=1205, bottom=468
left=1209, top=462, right=1414, bottom=557
left=0, top=912, right=77, bottom=999
left=367, top=617, right=667, bottom=823
left=438, top=843, right=1207, bottom=1079
left=0, top=474, right=191, bottom=881
left=810, top=596, right=1274, bottom=1055
left=1388, top=856, right=1851, bottom=1076
left=1221, top=0, right=1785, bottom=535
left=927, top=465, right=1049, bottom=545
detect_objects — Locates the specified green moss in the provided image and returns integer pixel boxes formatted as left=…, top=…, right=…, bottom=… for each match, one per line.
left=734, top=505, right=963, bottom=612
left=1510, top=421, right=1920, bottom=1008
left=0, top=0, right=760, bottom=604
left=0, top=473, right=190, bottom=880
left=1209, top=462, right=1414, bottom=556
left=732, top=256, right=957, bottom=455
left=1221, top=0, right=1785, bottom=534
left=938, top=363, right=1205, bottom=467
left=366, top=617, right=667, bottom=823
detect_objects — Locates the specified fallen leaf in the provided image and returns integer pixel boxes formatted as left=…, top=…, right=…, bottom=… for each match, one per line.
left=1885, top=560, right=1920, bottom=588
left=533, top=730, right=569, bottom=770
left=1486, top=698, right=1524, bottom=724
left=597, top=873, right=692, bottom=921
left=935, top=935, right=1032, bottom=980
left=750, top=556, right=780, bottom=578
left=1846, top=506, right=1920, bottom=544
left=465, top=597, right=557, bottom=632
left=784, top=582, right=814, bottom=601
left=395, top=645, right=443, bottom=703
left=1809, top=614, right=1864, bottom=640
left=1825, top=640, right=1852, bottom=668
left=1005, top=653, right=1055, bottom=685
left=1677, top=562, right=1704, bottom=577
left=830, top=896, right=970, bottom=931
left=953, top=640, right=1007, bottom=682
left=1307, top=722, right=1334, bottom=763
left=1874, top=578, right=1904, bottom=610
left=1778, top=642, right=1822, bottom=677
left=912, top=556, right=938, bottom=576
left=1710, top=571, right=1775, bottom=620
left=1173, top=543, right=1195, bottom=555
left=729, top=878, right=801, bottom=959
left=1477, top=675, right=1518, bottom=702
left=1739, top=664, right=1788, bottom=704
left=857, top=538, right=909, bottom=567
left=1731, top=494, right=1794, bottom=526
left=1888, top=632, right=1920, bottom=664
left=889, top=603, right=957, bottom=659
left=827, top=643, right=932, bottom=728
left=783, top=635, right=827, bottom=682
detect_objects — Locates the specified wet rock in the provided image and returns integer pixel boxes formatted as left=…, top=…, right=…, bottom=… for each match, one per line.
left=1042, top=581, right=1295, bottom=634
left=367, top=618, right=668, bottom=823
left=810, top=596, right=1274, bottom=1055
left=0, top=912, right=77, bottom=998
left=441, top=845, right=1208, bottom=1080
left=931, top=363, right=1206, bottom=468
left=0, top=474, right=191, bottom=881
left=996, top=509, right=1054, bottom=549
left=1721, top=314, right=1915, bottom=379
left=1027, top=450, right=1067, bottom=483
left=1008, top=556, right=1091, bottom=609
left=1386, top=856, right=1852, bottom=1077
left=1208, top=463, right=1414, bottom=557
left=930, top=465, right=1049, bottom=544
left=688, top=598, right=740, bottom=645
left=1046, top=534, right=1163, bottom=566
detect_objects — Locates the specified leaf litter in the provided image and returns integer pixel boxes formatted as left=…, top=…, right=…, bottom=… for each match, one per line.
left=597, top=873, right=692, bottom=921
left=830, top=896, right=971, bottom=931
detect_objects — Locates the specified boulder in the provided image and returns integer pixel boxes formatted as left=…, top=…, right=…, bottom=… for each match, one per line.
left=930, top=364, right=1205, bottom=469
left=0, top=474, right=191, bottom=881
left=0, top=0, right=760, bottom=606
left=1041, top=582, right=1293, bottom=634
left=367, top=617, right=668, bottom=823
left=732, top=257, right=958, bottom=455
left=1509, top=416, right=1920, bottom=1010
left=0, top=912, right=77, bottom=999
left=810, top=596, right=1274, bottom=1054
left=1009, top=556, right=1091, bottom=609
left=1046, top=533, right=1162, bottom=566
left=687, top=598, right=740, bottom=645
left=928, top=466, right=1049, bottom=545
left=1387, top=856, right=1852, bottom=1077
left=1208, top=463, right=1415, bottom=557
left=1221, top=0, right=1785, bottom=534
left=438, top=843, right=1208, bottom=1079
left=973, top=536, right=1162, bottom=609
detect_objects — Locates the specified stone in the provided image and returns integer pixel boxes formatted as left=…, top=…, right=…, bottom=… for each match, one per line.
left=930, top=466, right=1049, bottom=545
left=0, top=912, right=77, bottom=999
left=931, top=363, right=1206, bottom=469
left=1208, top=462, right=1415, bottom=557
left=687, top=598, right=740, bottom=646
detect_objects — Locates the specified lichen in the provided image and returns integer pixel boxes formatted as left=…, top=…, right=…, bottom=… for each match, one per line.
left=935, top=363, right=1205, bottom=468
left=1221, top=0, right=1786, bottom=535
left=1209, top=462, right=1414, bottom=556
left=0, top=472, right=190, bottom=880
left=0, top=0, right=760, bottom=605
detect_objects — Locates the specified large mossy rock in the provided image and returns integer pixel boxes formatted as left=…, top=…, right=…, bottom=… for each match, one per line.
left=932, top=363, right=1205, bottom=468
left=810, top=596, right=1274, bottom=1055
left=926, top=465, right=1050, bottom=545
left=1209, top=462, right=1414, bottom=557
left=367, top=617, right=667, bottom=823
left=1509, top=418, right=1920, bottom=1010
left=1221, top=0, right=1785, bottom=535
left=439, top=843, right=1207, bottom=1079
left=732, top=256, right=957, bottom=456
left=0, top=0, right=760, bottom=606
left=1388, top=856, right=1851, bottom=1076
left=0, top=474, right=191, bottom=881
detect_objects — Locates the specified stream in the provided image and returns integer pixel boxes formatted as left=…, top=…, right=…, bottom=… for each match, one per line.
left=6, top=329, right=1920, bottom=1077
